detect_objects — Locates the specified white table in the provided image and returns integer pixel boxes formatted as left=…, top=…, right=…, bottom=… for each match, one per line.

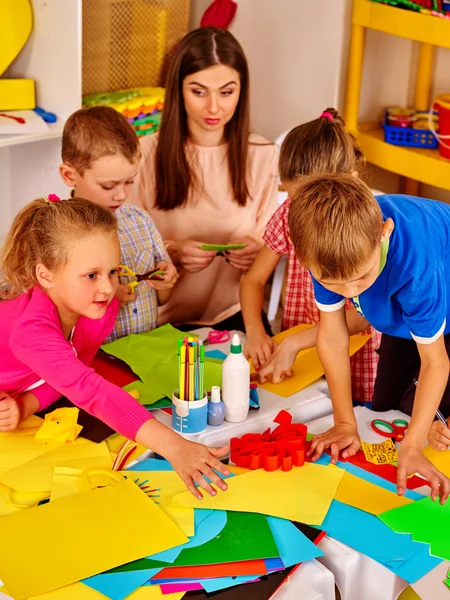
left=275, top=559, right=335, bottom=600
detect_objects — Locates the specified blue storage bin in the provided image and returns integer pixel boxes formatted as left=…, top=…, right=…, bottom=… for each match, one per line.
left=383, top=111, right=438, bottom=149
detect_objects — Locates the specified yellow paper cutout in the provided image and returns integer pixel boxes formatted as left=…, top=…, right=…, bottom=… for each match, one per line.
left=335, top=470, right=413, bottom=515
left=0, top=438, right=112, bottom=493
left=129, top=470, right=195, bottom=536
left=0, top=481, right=48, bottom=517
left=424, top=446, right=450, bottom=478
left=0, top=478, right=188, bottom=599
left=361, top=439, right=398, bottom=465
left=35, top=408, right=83, bottom=444
left=172, top=463, right=344, bottom=525
left=253, top=324, right=371, bottom=397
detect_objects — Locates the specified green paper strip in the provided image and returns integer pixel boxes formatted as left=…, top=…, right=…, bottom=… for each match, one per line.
left=201, top=243, right=245, bottom=252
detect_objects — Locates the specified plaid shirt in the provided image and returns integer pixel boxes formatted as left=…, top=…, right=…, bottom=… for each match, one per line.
left=264, top=198, right=381, bottom=403
left=105, top=205, right=169, bottom=342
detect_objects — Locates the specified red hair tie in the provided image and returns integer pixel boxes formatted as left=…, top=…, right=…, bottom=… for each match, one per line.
left=47, top=194, right=60, bottom=202
left=321, top=111, right=334, bottom=121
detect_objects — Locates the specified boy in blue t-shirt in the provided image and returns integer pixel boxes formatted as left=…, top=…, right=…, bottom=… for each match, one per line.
left=288, top=172, right=450, bottom=502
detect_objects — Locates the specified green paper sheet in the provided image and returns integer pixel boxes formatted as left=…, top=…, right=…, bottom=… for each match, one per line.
left=122, top=381, right=171, bottom=408
left=445, top=578, right=450, bottom=588
left=201, top=244, right=245, bottom=252
left=102, top=325, right=222, bottom=398
left=380, top=496, right=450, bottom=560
left=107, top=511, right=279, bottom=573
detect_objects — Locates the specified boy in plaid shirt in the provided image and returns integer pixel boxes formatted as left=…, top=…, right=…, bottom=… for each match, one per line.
left=241, top=108, right=380, bottom=403
left=59, top=106, right=178, bottom=341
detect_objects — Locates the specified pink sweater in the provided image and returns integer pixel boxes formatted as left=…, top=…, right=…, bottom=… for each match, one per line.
left=128, top=133, right=278, bottom=326
left=0, top=287, right=152, bottom=440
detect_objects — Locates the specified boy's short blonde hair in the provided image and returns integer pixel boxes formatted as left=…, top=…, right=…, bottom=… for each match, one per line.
left=62, top=106, right=141, bottom=173
left=288, top=173, right=383, bottom=281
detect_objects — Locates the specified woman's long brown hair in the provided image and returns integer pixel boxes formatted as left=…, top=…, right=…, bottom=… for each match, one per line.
left=155, top=27, right=250, bottom=210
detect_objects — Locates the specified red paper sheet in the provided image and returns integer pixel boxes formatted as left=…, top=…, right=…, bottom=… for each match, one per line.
left=152, top=559, right=267, bottom=580
left=91, top=351, right=138, bottom=387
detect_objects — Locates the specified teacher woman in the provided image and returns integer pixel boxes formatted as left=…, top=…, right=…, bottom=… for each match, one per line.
left=129, top=27, right=278, bottom=331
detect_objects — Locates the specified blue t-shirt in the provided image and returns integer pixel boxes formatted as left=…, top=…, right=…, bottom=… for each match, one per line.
left=312, top=194, right=450, bottom=344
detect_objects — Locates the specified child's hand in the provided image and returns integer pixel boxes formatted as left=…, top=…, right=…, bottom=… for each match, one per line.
left=167, top=438, right=230, bottom=499
left=244, top=332, right=276, bottom=371
left=168, top=241, right=217, bottom=273
left=225, top=236, right=261, bottom=272
left=397, top=444, right=450, bottom=503
left=308, top=423, right=361, bottom=464
left=146, top=261, right=179, bottom=291
left=0, top=392, right=21, bottom=432
left=116, top=283, right=136, bottom=306
left=256, top=336, right=299, bottom=383
left=428, top=419, right=450, bottom=451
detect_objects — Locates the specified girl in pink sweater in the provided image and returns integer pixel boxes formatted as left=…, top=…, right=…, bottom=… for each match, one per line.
left=0, top=197, right=229, bottom=497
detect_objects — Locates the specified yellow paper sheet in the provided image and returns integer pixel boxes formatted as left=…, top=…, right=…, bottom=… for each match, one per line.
left=424, top=446, right=450, bottom=478
left=254, top=324, right=371, bottom=397
left=0, top=478, right=188, bottom=599
left=172, top=463, right=344, bottom=525
left=361, top=439, right=398, bottom=465
left=0, top=438, right=112, bottom=492
left=334, top=470, right=413, bottom=515
left=50, top=467, right=194, bottom=537
left=129, top=471, right=194, bottom=536
left=2, top=582, right=185, bottom=600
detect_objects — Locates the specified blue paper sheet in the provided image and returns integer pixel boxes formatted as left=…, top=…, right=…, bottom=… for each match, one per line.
left=267, top=516, right=323, bottom=568
left=201, top=575, right=260, bottom=593
left=320, top=500, right=441, bottom=583
left=205, top=350, right=227, bottom=360
left=83, top=569, right=161, bottom=600
left=127, top=458, right=174, bottom=471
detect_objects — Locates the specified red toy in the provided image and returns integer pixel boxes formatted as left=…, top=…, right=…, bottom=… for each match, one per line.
left=230, top=410, right=307, bottom=472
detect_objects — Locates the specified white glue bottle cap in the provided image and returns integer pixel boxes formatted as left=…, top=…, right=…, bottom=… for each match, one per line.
left=211, top=386, right=221, bottom=403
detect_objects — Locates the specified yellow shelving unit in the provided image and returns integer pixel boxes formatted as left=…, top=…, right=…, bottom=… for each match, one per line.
left=344, top=0, right=450, bottom=192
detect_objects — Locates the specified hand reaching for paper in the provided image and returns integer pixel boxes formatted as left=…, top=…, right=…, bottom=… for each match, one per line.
left=308, top=423, right=361, bottom=464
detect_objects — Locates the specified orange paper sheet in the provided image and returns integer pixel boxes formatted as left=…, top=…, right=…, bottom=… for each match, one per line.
left=254, top=324, right=371, bottom=397
left=424, top=446, right=450, bottom=478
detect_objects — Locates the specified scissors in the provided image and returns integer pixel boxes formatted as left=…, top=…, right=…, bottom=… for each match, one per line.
left=371, top=418, right=409, bottom=442
left=203, top=330, right=231, bottom=346
left=119, top=264, right=166, bottom=291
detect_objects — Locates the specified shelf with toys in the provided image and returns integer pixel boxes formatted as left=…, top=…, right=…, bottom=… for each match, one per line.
left=352, top=0, right=450, bottom=49
left=345, top=0, right=450, bottom=192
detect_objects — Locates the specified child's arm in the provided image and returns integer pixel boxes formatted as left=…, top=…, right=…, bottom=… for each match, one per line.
left=308, top=308, right=360, bottom=464
left=241, top=246, right=280, bottom=369
left=398, top=337, right=450, bottom=502
left=257, top=305, right=370, bottom=383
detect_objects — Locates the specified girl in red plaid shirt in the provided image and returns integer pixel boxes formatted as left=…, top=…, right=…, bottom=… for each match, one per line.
left=241, top=108, right=381, bottom=404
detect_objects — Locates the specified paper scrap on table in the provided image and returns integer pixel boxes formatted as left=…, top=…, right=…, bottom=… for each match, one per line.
left=380, top=496, right=450, bottom=561
left=0, top=478, right=188, bottom=598
left=171, top=463, right=344, bottom=525
left=35, top=407, right=82, bottom=444
left=16, top=582, right=184, bottom=600
left=252, top=324, right=371, bottom=397
left=334, top=470, right=412, bottom=515
left=361, top=439, right=398, bottom=465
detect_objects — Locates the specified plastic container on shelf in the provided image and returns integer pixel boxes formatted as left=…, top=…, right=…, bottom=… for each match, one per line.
left=434, top=94, right=450, bottom=159
left=383, top=110, right=438, bottom=149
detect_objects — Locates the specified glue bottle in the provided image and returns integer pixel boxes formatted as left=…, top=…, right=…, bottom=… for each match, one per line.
left=207, top=386, right=226, bottom=426
left=222, top=333, right=250, bottom=423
